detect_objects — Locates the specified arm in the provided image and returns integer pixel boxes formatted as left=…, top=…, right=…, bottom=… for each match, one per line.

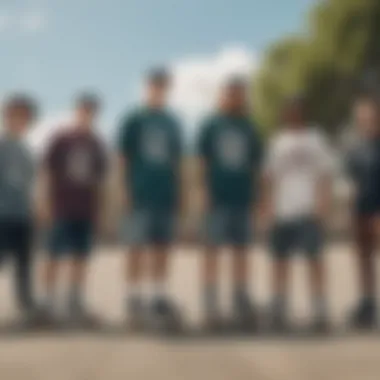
left=195, top=121, right=211, bottom=214
left=315, top=136, right=334, bottom=221
left=116, top=113, right=136, bottom=214
left=258, top=139, right=275, bottom=231
left=35, top=162, right=53, bottom=228
left=117, top=153, right=131, bottom=213
left=35, top=137, right=59, bottom=227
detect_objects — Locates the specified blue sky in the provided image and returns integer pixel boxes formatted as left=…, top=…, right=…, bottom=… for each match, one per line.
left=0, top=0, right=312, bottom=142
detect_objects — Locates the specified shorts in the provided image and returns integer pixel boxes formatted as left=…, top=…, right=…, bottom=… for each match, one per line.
left=122, top=209, right=176, bottom=247
left=48, top=219, right=94, bottom=259
left=0, top=219, right=32, bottom=261
left=354, top=198, right=380, bottom=218
left=270, top=217, right=323, bottom=259
left=205, top=207, right=252, bottom=247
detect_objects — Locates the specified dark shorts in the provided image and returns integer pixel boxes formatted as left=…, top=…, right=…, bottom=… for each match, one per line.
left=0, top=219, right=32, bottom=260
left=205, top=207, right=251, bottom=247
left=354, top=199, right=380, bottom=218
left=122, top=209, right=176, bottom=247
left=48, top=219, right=94, bottom=259
left=270, top=217, right=323, bottom=259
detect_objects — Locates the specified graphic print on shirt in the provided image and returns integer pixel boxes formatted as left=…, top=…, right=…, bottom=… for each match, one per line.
left=141, top=126, right=169, bottom=164
left=216, top=128, right=248, bottom=169
left=4, top=151, right=32, bottom=190
left=279, top=146, right=318, bottom=174
left=66, top=145, right=94, bottom=184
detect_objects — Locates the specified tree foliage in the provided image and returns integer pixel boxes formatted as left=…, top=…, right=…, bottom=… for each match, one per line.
left=254, top=0, right=380, bottom=135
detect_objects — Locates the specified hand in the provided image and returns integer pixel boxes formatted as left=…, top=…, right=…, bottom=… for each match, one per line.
left=121, top=192, right=132, bottom=215
left=257, top=205, right=273, bottom=235
left=36, top=203, right=52, bottom=228
left=198, top=188, right=209, bottom=215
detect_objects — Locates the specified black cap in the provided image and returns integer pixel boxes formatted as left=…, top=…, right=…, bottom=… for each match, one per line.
left=3, top=93, right=39, bottom=121
left=75, top=92, right=101, bottom=110
left=147, top=67, right=171, bottom=86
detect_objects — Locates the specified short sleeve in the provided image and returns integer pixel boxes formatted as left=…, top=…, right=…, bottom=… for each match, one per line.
left=95, top=140, right=108, bottom=179
left=171, top=117, right=184, bottom=158
left=117, top=113, right=138, bottom=159
left=44, top=133, right=62, bottom=172
left=251, top=125, right=264, bottom=170
left=315, top=132, right=335, bottom=176
left=196, top=119, right=212, bottom=159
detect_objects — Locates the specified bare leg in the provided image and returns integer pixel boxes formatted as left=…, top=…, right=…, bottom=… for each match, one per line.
left=151, top=245, right=171, bottom=299
left=272, top=258, right=290, bottom=324
left=203, top=246, right=220, bottom=318
left=127, top=247, right=145, bottom=285
left=355, top=217, right=376, bottom=300
left=68, top=257, right=88, bottom=314
left=43, top=259, right=60, bottom=311
left=308, top=257, right=328, bottom=323
left=231, top=246, right=249, bottom=290
left=126, top=246, right=145, bottom=315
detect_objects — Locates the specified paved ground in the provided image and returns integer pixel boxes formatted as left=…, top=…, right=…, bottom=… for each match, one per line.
left=0, top=243, right=379, bottom=380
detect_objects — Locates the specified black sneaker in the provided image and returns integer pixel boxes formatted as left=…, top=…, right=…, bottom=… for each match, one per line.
left=203, top=312, right=225, bottom=333
left=310, top=315, right=331, bottom=335
left=149, top=298, right=182, bottom=333
left=67, top=305, right=101, bottom=329
left=233, top=294, right=258, bottom=331
left=271, top=309, right=290, bottom=333
left=351, top=300, right=377, bottom=330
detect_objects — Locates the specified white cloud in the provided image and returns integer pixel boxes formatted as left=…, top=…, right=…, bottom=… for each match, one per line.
left=20, top=10, right=47, bottom=33
left=27, top=114, right=71, bottom=156
left=0, top=11, right=11, bottom=32
left=0, top=8, right=47, bottom=34
left=27, top=114, right=111, bottom=155
left=168, top=46, right=257, bottom=139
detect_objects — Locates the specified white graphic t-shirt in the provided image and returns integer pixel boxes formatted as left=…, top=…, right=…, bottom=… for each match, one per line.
left=265, top=127, right=333, bottom=221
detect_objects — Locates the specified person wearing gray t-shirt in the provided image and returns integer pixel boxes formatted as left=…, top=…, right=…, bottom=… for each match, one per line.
left=0, top=94, right=38, bottom=316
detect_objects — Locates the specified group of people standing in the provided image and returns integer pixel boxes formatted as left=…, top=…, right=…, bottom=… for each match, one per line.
left=0, top=68, right=379, bottom=334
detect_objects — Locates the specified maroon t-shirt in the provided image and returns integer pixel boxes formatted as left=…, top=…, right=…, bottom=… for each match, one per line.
left=45, top=129, right=107, bottom=221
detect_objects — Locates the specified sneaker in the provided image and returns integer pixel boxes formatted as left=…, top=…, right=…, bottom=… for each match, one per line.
left=350, top=300, right=377, bottom=330
left=233, top=293, right=258, bottom=331
left=310, top=315, right=331, bottom=334
left=148, top=298, right=182, bottom=333
left=67, top=305, right=101, bottom=329
left=271, top=309, right=290, bottom=333
left=203, top=312, right=225, bottom=333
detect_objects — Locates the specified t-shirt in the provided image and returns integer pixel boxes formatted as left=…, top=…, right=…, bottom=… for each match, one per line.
left=265, top=127, right=332, bottom=221
left=0, top=136, right=34, bottom=220
left=117, top=107, right=183, bottom=210
left=197, top=113, right=262, bottom=208
left=44, top=129, right=107, bottom=220
left=345, top=135, right=380, bottom=213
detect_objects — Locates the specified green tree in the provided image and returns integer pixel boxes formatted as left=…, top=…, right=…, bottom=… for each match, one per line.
left=255, top=0, right=380, bottom=135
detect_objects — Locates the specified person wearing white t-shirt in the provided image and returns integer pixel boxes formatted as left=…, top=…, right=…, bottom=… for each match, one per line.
left=261, top=97, right=333, bottom=332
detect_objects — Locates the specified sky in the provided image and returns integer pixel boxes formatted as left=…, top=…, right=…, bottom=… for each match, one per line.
left=0, top=0, right=313, bottom=148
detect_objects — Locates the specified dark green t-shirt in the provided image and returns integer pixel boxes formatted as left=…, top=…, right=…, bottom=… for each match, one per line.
left=197, top=113, right=262, bottom=208
left=118, top=107, right=183, bottom=210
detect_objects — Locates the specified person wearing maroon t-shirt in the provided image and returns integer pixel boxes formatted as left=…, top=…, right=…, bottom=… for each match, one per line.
left=40, top=94, right=107, bottom=323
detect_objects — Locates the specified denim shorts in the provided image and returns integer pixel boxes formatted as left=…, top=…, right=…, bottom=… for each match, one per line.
left=204, top=207, right=252, bottom=248
left=48, top=219, right=94, bottom=258
left=121, top=209, right=176, bottom=247
left=270, top=217, right=323, bottom=259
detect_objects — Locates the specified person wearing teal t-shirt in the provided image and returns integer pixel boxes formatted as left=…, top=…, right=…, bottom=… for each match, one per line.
left=196, top=78, right=262, bottom=330
left=117, top=68, right=184, bottom=330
